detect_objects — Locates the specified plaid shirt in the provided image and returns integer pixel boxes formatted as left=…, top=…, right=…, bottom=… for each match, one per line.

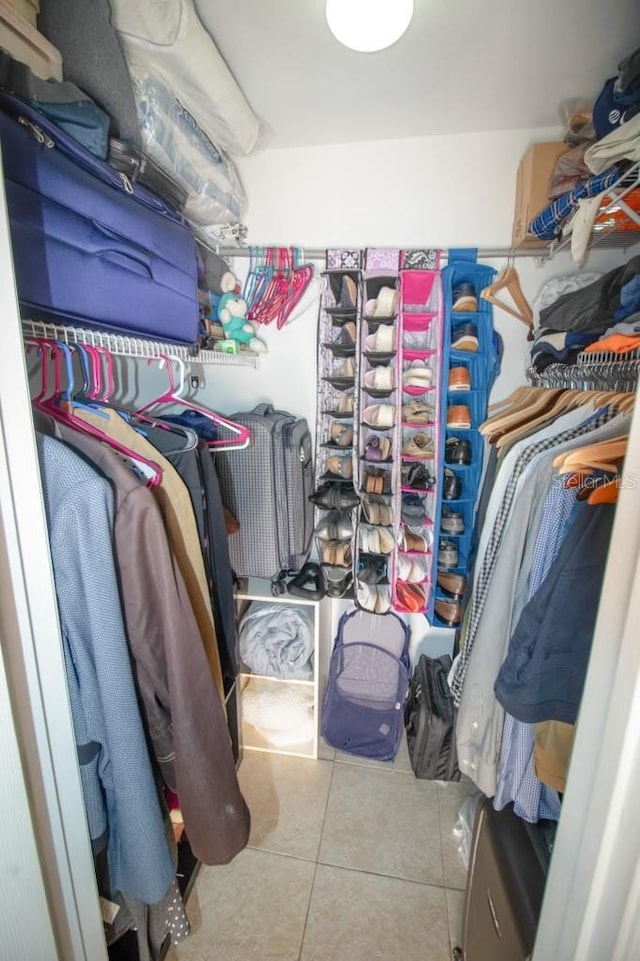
left=451, top=411, right=613, bottom=705
left=528, top=166, right=621, bottom=241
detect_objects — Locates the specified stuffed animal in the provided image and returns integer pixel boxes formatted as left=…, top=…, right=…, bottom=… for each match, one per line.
left=217, top=291, right=267, bottom=353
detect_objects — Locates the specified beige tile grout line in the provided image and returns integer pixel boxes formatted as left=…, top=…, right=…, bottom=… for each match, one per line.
left=296, top=757, right=338, bottom=961
left=436, top=784, right=458, bottom=956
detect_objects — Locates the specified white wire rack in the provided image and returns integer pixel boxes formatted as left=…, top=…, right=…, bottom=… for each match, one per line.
left=21, top=319, right=260, bottom=368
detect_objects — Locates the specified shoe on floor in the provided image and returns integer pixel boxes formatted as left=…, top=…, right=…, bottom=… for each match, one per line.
left=451, top=323, right=479, bottom=352
left=448, top=367, right=471, bottom=391
left=447, top=405, right=472, bottom=429
left=452, top=282, right=478, bottom=312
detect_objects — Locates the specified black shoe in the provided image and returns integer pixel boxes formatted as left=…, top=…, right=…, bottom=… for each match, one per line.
left=442, top=468, right=462, bottom=500
left=310, top=483, right=359, bottom=510
left=324, top=566, right=353, bottom=598
left=451, top=322, right=479, bottom=352
left=445, top=438, right=472, bottom=466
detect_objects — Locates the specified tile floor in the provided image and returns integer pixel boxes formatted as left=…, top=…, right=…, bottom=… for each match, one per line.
left=168, top=740, right=475, bottom=961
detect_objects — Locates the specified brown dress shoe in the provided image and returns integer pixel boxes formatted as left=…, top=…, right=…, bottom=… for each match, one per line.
left=434, top=598, right=462, bottom=626
left=437, top=572, right=467, bottom=598
left=448, top=367, right=471, bottom=391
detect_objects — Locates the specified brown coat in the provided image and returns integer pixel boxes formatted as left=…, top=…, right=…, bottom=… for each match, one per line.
left=56, top=422, right=250, bottom=865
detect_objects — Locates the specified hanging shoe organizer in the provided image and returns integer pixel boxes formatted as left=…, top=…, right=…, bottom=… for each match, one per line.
left=352, top=248, right=401, bottom=615
left=392, top=261, right=444, bottom=618
left=431, top=250, right=500, bottom=628
left=312, top=250, right=363, bottom=600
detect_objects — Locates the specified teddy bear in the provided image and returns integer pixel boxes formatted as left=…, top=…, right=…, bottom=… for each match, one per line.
left=217, top=291, right=267, bottom=353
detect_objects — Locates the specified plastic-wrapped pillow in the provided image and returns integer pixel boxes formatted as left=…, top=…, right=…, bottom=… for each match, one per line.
left=132, top=70, right=246, bottom=226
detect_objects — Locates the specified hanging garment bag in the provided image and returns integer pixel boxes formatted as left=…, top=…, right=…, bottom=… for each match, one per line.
left=216, top=404, right=314, bottom=580
left=0, top=91, right=199, bottom=343
left=404, top=654, right=461, bottom=780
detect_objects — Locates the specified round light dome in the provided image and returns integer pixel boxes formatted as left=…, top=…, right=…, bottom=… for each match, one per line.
left=326, top=0, right=414, bottom=53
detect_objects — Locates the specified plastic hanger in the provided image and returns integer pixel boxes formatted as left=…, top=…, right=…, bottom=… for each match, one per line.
left=27, top=337, right=163, bottom=487
left=480, top=263, right=534, bottom=337
left=135, top=354, right=250, bottom=451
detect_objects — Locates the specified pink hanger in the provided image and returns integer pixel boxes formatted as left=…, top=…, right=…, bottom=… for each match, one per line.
left=27, top=337, right=163, bottom=487
left=135, top=354, right=250, bottom=451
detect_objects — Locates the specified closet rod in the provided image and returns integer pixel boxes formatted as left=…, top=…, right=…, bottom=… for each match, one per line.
left=220, top=245, right=550, bottom=261
left=21, top=319, right=260, bottom=368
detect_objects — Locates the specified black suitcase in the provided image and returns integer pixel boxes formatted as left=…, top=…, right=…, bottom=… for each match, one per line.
left=404, top=653, right=460, bottom=781
left=454, top=798, right=554, bottom=961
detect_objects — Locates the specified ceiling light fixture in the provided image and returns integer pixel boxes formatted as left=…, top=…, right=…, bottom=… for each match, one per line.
left=325, top=0, right=414, bottom=53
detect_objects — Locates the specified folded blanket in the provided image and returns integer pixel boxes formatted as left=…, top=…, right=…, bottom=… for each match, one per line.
left=239, top=603, right=314, bottom=679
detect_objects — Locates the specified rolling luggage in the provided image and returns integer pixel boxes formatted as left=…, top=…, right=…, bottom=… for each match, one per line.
left=108, top=138, right=188, bottom=213
left=454, top=798, right=553, bottom=961
left=0, top=90, right=199, bottom=343
left=404, top=653, right=461, bottom=781
left=216, top=404, right=314, bottom=581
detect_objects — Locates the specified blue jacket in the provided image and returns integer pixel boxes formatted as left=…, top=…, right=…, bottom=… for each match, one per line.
left=494, top=503, right=615, bottom=725
left=37, top=434, right=174, bottom=904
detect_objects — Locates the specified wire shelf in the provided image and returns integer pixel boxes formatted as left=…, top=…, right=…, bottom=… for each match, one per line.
left=21, top=319, right=260, bottom=368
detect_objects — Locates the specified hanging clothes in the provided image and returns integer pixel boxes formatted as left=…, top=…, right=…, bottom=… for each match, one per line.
left=141, top=420, right=238, bottom=683
left=36, top=433, right=175, bottom=905
left=454, top=407, right=629, bottom=797
left=73, top=406, right=225, bottom=700
left=52, top=421, right=250, bottom=864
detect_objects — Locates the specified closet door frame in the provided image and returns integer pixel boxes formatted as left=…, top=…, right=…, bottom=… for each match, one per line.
left=0, top=157, right=107, bottom=960
left=533, top=392, right=640, bottom=961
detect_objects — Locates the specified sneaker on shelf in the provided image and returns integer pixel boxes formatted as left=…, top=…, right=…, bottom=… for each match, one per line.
left=452, top=282, right=478, bottom=312
left=447, top=405, right=472, bottom=429
left=448, top=367, right=471, bottom=391
left=451, top=323, right=479, bottom=353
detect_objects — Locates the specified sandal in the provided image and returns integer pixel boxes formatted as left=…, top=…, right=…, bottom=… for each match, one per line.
left=330, top=422, right=354, bottom=447
left=402, top=400, right=435, bottom=424
left=399, top=525, right=431, bottom=553
left=365, top=326, right=395, bottom=352
left=365, top=435, right=392, bottom=462
left=322, top=541, right=352, bottom=567
left=402, top=432, right=435, bottom=459
left=327, top=454, right=353, bottom=479
left=364, top=367, right=395, bottom=391
left=362, top=404, right=395, bottom=428
left=364, top=468, right=388, bottom=494
left=395, top=581, right=426, bottom=613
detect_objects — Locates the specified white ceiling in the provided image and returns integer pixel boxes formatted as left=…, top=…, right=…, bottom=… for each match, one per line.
left=196, top=0, right=640, bottom=149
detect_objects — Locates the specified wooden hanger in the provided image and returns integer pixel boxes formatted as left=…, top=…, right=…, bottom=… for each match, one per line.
left=481, top=265, right=534, bottom=334
left=487, top=385, right=530, bottom=414
left=493, top=390, right=590, bottom=449
left=481, top=387, right=557, bottom=435
left=481, top=388, right=562, bottom=441
left=553, top=436, right=628, bottom=473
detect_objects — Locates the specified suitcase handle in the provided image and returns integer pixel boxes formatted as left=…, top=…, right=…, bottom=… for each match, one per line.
left=91, top=221, right=153, bottom=279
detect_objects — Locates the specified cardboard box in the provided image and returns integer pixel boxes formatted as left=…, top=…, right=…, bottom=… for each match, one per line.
left=512, top=141, right=569, bottom=248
